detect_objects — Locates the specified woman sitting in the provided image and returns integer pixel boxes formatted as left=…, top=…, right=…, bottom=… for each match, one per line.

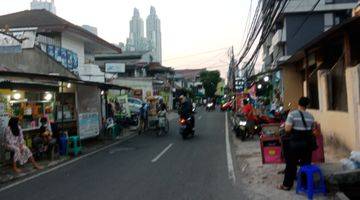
left=4, top=117, right=43, bottom=173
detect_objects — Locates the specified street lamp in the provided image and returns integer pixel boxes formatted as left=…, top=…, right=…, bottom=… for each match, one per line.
left=257, top=84, right=263, bottom=90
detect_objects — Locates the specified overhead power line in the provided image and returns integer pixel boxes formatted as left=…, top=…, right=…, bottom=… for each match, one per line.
left=236, top=0, right=290, bottom=75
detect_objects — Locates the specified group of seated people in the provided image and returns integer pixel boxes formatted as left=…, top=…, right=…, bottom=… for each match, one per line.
left=3, top=116, right=57, bottom=173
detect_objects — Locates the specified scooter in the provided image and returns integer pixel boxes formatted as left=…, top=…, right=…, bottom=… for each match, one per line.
left=233, top=113, right=249, bottom=141
left=233, top=114, right=261, bottom=141
left=157, top=110, right=169, bottom=136
left=179, top=116, right=194, bottom=140
left=206, top=102, right=215, bottom=112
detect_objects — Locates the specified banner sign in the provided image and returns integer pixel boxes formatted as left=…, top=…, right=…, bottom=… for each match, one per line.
left=78, top=112, right=100, bottom=139
left=46, top=44, right=78, bottom=71
left=117, top=95, right=130, bottom=117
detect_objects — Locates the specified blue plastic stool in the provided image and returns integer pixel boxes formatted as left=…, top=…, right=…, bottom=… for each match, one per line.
left=59, top=136, right=68, bottom=156
left=296, top=165, right=326, bottom=200
left=67, top=136, right=82, bottom=156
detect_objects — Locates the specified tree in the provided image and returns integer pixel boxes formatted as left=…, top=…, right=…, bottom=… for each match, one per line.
left=200, top=70, right=221, bottom=98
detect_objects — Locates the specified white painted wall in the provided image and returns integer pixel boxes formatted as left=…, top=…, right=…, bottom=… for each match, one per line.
left=112, top=78, right=153, bottom=101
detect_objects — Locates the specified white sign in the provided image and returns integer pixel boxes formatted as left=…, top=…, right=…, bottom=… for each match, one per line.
left=105, top=63, right=125, bottom=73
left=78, top=112, right=100, bottom=139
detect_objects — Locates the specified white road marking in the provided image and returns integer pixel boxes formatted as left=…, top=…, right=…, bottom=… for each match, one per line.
left=0, top=134, right=137, bottom=193
left=225, top=113, right=236, bottom=184
left=151, top=143, right=173, bottom=163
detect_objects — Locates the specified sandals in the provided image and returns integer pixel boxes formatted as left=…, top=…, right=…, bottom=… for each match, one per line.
left=277, top=185, right=291, bottom=191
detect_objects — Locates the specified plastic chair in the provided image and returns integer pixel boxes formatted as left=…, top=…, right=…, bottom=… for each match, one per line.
left=59, top=136, right=68, bottom=156
left=296, top=165, right=326, bottom=200
left=114, top=124, right=122, bottom=138
left=67, top=136, right=82, bottom=156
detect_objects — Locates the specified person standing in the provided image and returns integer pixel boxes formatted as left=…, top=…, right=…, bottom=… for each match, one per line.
left=4, top=117, right=43, bottom=173
left=278, top=97, right=315, bottom=191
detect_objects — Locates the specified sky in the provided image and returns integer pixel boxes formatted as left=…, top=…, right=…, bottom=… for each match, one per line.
left=0, top=0, right=255, bottom=78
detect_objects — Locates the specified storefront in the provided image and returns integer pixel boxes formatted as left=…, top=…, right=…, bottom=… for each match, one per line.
left=0, top=82, right=57, bottom=133
left=0, top=71, right=130, bottom=140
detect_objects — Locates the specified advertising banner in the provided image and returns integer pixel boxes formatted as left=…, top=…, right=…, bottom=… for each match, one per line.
left=78, top=112, right=100, bottom=139
left=117, top=95, right=131, bottom=117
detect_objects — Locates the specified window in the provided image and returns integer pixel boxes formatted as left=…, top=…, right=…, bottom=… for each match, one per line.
left=324, top=13, right=334, bottom=31
left=307, top=53, right=319, bottom=109
left=308, top=72, right=320, bottom=109
left=327, top=57, right=348, bottom=111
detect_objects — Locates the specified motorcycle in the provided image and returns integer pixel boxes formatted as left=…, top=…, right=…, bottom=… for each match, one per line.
left=157, top=110, right=169, bottom=136
left=233, top=112, right=263, bottom=141
left=206, top=102, right=215, bottom=112
left=179, top=117, right=194, bottom=140
left=233, top=113, right=249, bottom=141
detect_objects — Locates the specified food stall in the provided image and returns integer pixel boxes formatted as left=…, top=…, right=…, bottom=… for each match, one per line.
left=56, top=82, right=77, bottom=136
left=146, top=96, right=159, bottom=129
left=0, top=83, right=57, bottom=132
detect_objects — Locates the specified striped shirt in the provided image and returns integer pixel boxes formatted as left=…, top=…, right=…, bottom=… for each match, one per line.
left=285, top=110, right=314, bottom=131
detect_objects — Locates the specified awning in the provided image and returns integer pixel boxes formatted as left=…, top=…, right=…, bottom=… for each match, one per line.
left=0, top=71, right=131, bottom=91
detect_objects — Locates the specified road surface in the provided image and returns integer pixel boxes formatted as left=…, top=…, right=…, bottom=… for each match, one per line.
left=0, top=108, right=247, bottom=200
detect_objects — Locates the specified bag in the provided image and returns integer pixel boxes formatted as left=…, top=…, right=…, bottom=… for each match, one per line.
left=298, top=111, right=318, bottom=151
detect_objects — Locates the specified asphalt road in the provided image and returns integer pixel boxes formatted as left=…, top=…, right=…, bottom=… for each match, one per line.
left=0, top=108, right=246, bottom=200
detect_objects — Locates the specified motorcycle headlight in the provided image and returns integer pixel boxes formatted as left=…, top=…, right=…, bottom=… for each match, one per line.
left=239, top=121, right=247, bottom=126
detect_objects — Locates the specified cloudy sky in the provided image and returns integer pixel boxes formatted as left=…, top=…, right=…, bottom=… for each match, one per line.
left=0, top=0, right=255, bottom=78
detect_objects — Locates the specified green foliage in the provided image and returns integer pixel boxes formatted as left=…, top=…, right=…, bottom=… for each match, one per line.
left=200, top=70, right=221, bottom=98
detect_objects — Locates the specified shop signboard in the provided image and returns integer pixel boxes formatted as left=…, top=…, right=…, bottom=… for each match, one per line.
left=78, top=112, right=100, bottom=139
left=105, top=63, right=125, bottom=73
left=117, top=95, right=130, bottom=117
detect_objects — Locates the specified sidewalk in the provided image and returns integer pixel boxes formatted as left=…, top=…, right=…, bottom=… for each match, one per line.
left=0, top=128, right=136, bottom=187
left=232, top=135, right=332, bottom=200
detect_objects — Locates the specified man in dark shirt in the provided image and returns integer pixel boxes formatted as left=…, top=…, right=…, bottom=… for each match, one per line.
left=179, top=95, right=194, bottom=129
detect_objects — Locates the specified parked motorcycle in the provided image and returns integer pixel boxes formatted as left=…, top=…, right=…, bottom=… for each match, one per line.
left=179, top=117, right=194, bottom=140
left=157, top=110, right=169, bottom=136
left=233, top=113, right=249, bottom=141
left=206, top=102, right=215, bottom=112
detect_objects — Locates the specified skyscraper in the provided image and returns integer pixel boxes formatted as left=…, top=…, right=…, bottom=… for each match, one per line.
left=146, top=6, right=162, bottom=63
left=30, top=0, right=56, bottom=14
left=126, top=8, right=148, bottom=52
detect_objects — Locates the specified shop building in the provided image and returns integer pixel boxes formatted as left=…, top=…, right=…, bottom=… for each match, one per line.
left=280, top=16, right=360, bottom=151
left=0, top=10, right=130, bottom=163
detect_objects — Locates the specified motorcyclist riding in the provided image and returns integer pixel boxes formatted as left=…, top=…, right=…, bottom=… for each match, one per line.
left=241, top=99, right=256, bottom=134
left=178, top=95, right=194, bottom=130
